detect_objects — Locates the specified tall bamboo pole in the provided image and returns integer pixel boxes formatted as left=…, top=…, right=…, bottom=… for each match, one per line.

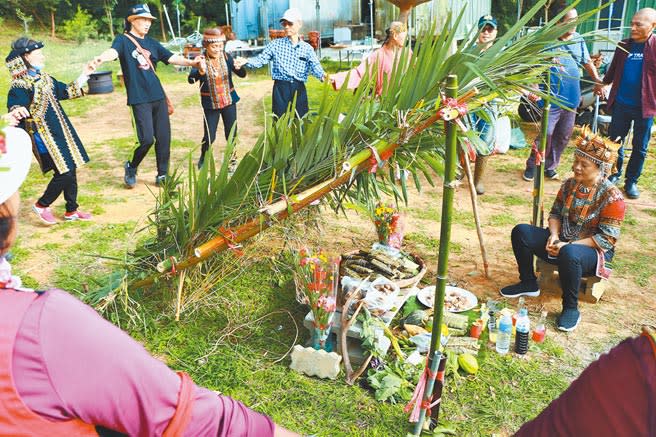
left=532, top=71, right=551, bottom=228
left=410, top=74, right=459, bottom=435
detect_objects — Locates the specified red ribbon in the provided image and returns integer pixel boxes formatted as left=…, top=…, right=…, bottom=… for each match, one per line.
left=404, top=357, right=439, bottom=422
left=169, top=256, right=177, bottom=275
left=437, top=97, right=468, bottom=121
left=219, top=227, right=244, bottom=257
left=532, top=139, right=544, bottom=166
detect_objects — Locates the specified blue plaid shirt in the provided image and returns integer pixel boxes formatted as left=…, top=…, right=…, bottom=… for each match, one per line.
left=246, top=37, right=325, bottom=83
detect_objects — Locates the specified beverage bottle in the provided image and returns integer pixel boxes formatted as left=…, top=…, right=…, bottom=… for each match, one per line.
left=532, top=310, right=548, bottom=343
left=512, top=297, right=526, bottom=336
left=496, top=314, right=512, bottom=355
left=488, top=309, right=497, bottom=344
left=514, top=308, right=530, bottom=355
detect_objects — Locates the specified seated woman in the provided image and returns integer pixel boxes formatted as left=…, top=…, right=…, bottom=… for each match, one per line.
left=0, top=123, right=298, bottom=436
left=500, top=130, right=624, bottom=332
left=331, top=21, right=409, bottom=96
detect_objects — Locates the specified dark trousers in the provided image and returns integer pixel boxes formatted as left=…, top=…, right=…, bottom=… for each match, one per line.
left=272, top=80, right=309, bottom=118
left=525, top=106, right=576, bottom=172
left=608, top=101, right=654, bottom=185
left=511, top=224, right=598, bottom=309
left=200, top=104, right=237, bottom=159
left=130, top=99, right=171, bottom=177
left=37, top=153, right=78, bottom=213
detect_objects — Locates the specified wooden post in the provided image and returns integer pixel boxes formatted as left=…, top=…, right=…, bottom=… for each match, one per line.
left=411, top=74, right=459, bottom=435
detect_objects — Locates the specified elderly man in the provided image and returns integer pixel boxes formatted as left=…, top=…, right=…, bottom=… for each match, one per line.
left=94, top=4, right=202, bottom=188
left=595, top=8, right=656, bottom=199
left=235, top=8, right=326, bottom=118
left=523, top=7, right=601, bottom=182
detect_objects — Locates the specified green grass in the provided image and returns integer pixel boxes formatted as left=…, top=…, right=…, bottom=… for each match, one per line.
left=5, top=31, right=656, bottom=437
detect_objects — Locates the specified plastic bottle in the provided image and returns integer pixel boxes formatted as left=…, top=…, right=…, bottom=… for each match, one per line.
left=532, top=310, right=548, bottom=343
left=514, top=308, right=530, bottom=355
left=496, top=314, right=513, bottom=355
left=488, top=309, right=497, bottom=344
left=512, top=297, right=526, bottom=336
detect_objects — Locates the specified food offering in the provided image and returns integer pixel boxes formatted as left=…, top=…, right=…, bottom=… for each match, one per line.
left=416, top=285, right=478, bottom=313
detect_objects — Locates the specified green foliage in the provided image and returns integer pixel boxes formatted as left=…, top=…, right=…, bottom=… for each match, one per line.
left=61, top=6, right=97, bottom=44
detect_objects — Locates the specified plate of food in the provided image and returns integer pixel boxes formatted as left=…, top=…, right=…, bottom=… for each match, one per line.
left=416, top=285, right=478, bottom=313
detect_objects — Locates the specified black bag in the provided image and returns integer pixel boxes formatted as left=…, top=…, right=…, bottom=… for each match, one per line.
left=518, top=95, right=542, bottom=123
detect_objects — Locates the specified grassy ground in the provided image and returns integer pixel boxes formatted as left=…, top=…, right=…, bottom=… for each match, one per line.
left=4, top=29, right=656, bottom=436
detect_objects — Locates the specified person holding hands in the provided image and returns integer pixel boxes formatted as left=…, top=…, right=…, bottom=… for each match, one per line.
left=234, top=8, right=326, bottom=118
left=6, top=37, right=97, bottom=225
left=93, top=4, right=203, bottom=188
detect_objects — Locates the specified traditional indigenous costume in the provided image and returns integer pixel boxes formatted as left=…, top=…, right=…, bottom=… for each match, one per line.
left=501, top=131, right=625, bottom=331
left=5, top=39, right=91, bottom=223
left=188, top=28, right=246, bottom=168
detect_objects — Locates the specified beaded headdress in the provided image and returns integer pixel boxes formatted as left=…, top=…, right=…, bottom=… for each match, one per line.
left=574, top=126, right=620, bottom=177
left=5, top=40, right=43, bottom=80
left=203, top=28, right=226, bottom=45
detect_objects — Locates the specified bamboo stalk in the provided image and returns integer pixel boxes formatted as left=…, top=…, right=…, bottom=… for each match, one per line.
left=461, top=149, right=490, bottom=277
left=532, top=71, right=551, bottom=228
left=132, top=92, right=478, bottom=290
left=411, top=74, right=459, bottom=435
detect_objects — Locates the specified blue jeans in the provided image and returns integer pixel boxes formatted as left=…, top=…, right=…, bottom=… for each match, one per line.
left=510, top=224, right=601, bottom=309
left=608, top=101, right=654, bottom=185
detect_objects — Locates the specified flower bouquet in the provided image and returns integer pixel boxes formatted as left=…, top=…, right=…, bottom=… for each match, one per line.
left=293, top=248, right=340, bottom=350
left=372, top=203, right=404, bottom=248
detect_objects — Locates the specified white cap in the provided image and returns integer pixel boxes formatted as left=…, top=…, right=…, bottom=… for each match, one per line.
left=280, top=8, right=302, bottom=24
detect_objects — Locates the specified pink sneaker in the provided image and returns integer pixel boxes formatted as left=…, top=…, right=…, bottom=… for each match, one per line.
left=64, top=210, right=93, bottom=221
left=32, top=204, right=57, bottom=225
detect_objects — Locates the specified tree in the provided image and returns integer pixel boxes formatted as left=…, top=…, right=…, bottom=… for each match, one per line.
left=104, top=0, right=118, bottom=39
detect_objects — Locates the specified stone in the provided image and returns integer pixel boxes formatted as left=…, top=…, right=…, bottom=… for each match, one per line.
left=289, top=345, right=342, bottom=380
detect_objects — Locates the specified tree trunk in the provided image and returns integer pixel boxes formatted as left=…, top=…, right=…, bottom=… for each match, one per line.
left=50, top=10, right=55, bottom=38
left=107, top=7, right=115, bottom=39
left=158, top=6, right=167, bottom=41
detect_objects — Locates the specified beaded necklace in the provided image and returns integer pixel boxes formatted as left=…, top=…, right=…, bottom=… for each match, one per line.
left=560, top=180, right=599, bottom=240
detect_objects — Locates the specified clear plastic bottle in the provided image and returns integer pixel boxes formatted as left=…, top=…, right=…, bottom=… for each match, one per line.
left=512, top=297, right=526, bottom=336
left=496, top=314, right=513, bottom=355
left=532, top=310, right=548, bottom=343
left=488, top=309, right=497, bottom=344
left=514, top=308, right=530, bottom=355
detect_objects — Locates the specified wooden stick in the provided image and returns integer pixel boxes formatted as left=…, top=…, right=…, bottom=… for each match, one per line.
left=175, top=269, right=186, bottom=321
left=461, top=149, right=490, bottom=278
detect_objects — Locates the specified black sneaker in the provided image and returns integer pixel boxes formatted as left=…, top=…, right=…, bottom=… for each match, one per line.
left=557, top=308, right=581, bottom=332
left=124, top=161, right=137, bottom=189
left=545, top=169, right=559, bottom=180
left=155, top=175, right=168, bottom=187
left=522, top=167, right=535, bottom=181
left=500, top=281, right=540, bottom=298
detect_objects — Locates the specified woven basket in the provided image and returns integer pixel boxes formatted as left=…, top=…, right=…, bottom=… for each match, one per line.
left=340, top=250, right=427, bottom=289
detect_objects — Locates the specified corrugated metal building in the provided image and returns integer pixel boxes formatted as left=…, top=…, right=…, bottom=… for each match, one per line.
left=573, top=0, right=656, bottom=53
left=229, top=0, right=490, bottom=42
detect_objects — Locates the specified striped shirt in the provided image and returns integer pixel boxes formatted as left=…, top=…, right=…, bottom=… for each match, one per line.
left=245, top=37, right=325, bottom=83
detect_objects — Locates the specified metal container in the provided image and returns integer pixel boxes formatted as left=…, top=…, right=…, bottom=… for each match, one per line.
left=87, top=71, right=114, bottom=94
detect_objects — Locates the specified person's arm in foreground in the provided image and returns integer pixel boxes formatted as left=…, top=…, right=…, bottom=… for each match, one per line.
left=22, top=289, right=297, bottom=436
